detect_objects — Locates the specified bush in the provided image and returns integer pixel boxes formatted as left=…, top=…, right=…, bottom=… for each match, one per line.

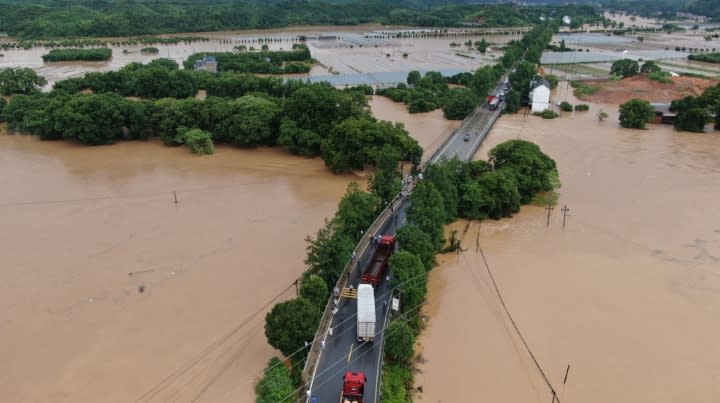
left=42, top=48, right=112, bottom=62
left=181, top=128, right=214, bottom=155
left=384, top=320, right=416, bottom=364
left=559, top=101, right=573, bottom=112
left=140, top=47, right=159, bottom=54
left=381, top=364, right=413, bottom=403
left=618, top=98, right=655, bottom=129
left=648, top=71, right=673, bottom=84
left=574, top=104, right=589, bottom=111
left=534, top=109, right=558, bottom=119
left=570, top=81, right=599, bottom=97
left=255, top=357, right=296, bottom=403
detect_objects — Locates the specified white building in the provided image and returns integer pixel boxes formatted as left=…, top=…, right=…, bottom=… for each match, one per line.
left=530, top=78, right=552, bottom=113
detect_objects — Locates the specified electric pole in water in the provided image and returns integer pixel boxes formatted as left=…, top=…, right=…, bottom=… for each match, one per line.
left=545, top=204, right=554, bottom=226
left=561, top=205, right=570, bottom=228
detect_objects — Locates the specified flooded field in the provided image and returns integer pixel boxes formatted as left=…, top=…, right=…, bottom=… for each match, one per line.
left=416, top=95, right=720, bottom=402
left=0, top=25, right=519, bottom=88
left=0, top=87, right=452, bottom=402
left=368, top=96, right=461, bottom=162
left=0, top=134, right=359, bottom=402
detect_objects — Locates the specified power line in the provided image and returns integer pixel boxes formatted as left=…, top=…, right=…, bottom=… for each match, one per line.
left=476, top=225, right=561, bottom=402
left=278, top=295, right=431, bottom=403
left=134, top=281, right=297, bottom=403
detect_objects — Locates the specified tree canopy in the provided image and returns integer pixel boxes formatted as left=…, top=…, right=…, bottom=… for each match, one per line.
left=618, top=98, right=655, bottom=129
left=264, top=297, right=320, bottom=357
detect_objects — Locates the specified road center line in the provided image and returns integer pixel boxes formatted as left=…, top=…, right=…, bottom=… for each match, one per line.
left=347, top=343, right=354, bottom=363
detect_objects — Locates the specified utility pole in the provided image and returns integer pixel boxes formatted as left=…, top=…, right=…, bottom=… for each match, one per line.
left=561, top=205, right=570, bottom=229
left=545, top=204, right=554, bottom=226
left=294, top=279, right=299, bottom=297
left=173, top=191, right=178, bottom=204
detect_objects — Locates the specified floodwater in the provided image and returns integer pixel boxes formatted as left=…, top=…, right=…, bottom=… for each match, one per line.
left=0, top=24, right=519, bottom=88
left=417, top=93, right=720, bottom=402
left=0, top=92, right=450, bottom=402
left=0, top=133, right=359, bottom=402
left=368, top=96, right=461, bottom=162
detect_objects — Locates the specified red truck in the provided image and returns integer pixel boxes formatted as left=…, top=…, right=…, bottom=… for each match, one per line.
left=341, top=371, right=366, bottom=403
left=361, top=235, right=396, bottom=287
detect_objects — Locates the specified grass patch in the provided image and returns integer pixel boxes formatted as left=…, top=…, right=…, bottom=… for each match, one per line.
left=570, top=81, right=600, bottom=97
left=648, top=71, right=674, bottom=84
left=381, top=363, right=414, bottom=403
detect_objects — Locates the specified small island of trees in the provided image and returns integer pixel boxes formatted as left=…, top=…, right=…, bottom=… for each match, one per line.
left=42, top=48, right=112, bottom=62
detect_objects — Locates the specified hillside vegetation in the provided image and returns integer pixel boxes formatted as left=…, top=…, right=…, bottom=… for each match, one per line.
left=0, top=0, right=602, bottom=38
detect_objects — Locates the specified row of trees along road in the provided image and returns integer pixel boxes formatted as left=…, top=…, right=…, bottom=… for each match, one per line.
left=618, top=83, right=720, bottom=132
left=0, top=61, right=422, bottom=171
left=377, top=22, right=558, bottom=120
left=381, top=140, right=558, bottom=401
left=257, top=137, right=558, bottom=402
left=258, top=21, right=561, bottom=402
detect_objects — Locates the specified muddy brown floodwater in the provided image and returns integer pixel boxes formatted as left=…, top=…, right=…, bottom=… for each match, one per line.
left=416, top=92, right=720, bottom=402
left=0, top=133, right=361, bottom=403
left=0, top=94, right=449, bottom=402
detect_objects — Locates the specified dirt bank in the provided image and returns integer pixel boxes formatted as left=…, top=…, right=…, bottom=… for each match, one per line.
left=575, top=75, right=717, bottom=104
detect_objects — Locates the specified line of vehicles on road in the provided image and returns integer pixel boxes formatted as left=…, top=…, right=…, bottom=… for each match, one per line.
left=338, top=234, right=396, bottom=403
left=340, top=78, right=510, bottom=403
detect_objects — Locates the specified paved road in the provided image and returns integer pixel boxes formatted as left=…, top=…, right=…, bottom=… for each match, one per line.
left=310, top=202, right=410, bottom=403
left=307, top=97, right=503, bottom=403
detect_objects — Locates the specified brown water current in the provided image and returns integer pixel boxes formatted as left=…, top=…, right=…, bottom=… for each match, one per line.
left=0, top=134, right=360, bottom=402
left=416, top=98, right=720, bottom=402
left=0, top=93, right=448, bottom=402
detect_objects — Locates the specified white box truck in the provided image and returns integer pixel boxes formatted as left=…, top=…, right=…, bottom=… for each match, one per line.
left=357, top=284, right=376, bottom=342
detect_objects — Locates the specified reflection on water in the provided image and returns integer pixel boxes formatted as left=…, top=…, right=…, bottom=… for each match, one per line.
left=417, top=97, right=720, bottom=402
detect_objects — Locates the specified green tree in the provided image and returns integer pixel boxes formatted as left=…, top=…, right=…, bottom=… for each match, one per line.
left=335, top=182, right=381, bottom=239
left=488, top=139, right=557, bottom=204
left=369, top=145, right=401, bottom=205
left=0, top=97, right=6, bottom=118
left=305, top=219, right=354, bottom=286
left=406, top=70, right=421, bottom=85
left=389, top=251, right=426, bottom=313
left=264, top=297, right=320, bottom=357
left=180, top=128, right=214, bottom=154
left=545, top=74, right=559, bottom=89
left=255, top=357, right=295, bottom=403
left=670, top=96, right=707, bottom=132
left=424, top=159, right=461, bottom=222
left=396, top=224, right=435, bottom=271
left=57, top=93, right=128, bottom=145
left=640, top=60, right=661, bottom=73
left=0, top=68, right=47, bottom=95
left=459, top=169, right=521, bottom=219
left=699, top=83, right=720, bottom=129
left=442, top=88, right=477, bottom=120
left=618, top=98, right=655, bottom=129
left=610, top=59, right=639, bottom=78
left=300, top=274, right=329, bottom=309
left=407, top=181, right=446, bottom=250
left=384, top=320, right=416, bottom=364
left=211, top=95, right=281, bottom=146
left=477, top=38, right=489, bottom=53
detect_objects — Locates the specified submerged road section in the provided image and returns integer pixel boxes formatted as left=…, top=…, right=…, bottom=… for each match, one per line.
left=304, top=94, right=504, bottom=403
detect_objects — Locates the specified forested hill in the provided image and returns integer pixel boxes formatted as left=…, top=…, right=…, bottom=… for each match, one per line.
left=0, top=0, right=601, bottom=38
left=601, top=0, right=719, bottom=20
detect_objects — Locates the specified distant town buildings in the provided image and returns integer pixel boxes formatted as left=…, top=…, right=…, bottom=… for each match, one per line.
left=193, top=55, right=217, bottom=73
left=529, top=78, right=551, bottom=113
